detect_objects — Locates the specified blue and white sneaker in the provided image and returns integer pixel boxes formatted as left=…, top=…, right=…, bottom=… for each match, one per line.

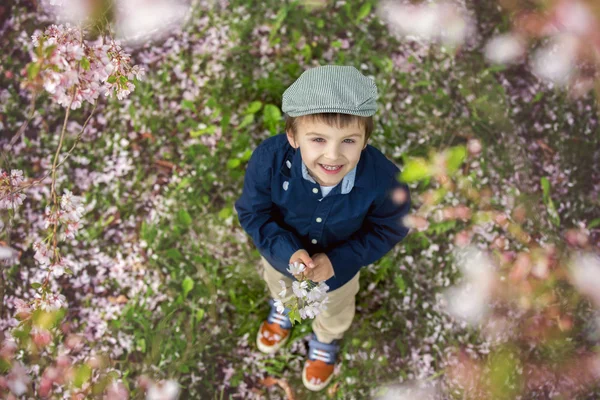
left=302, top=332, right=340, bottom=391
left=256, top=298, right=293, bottom=354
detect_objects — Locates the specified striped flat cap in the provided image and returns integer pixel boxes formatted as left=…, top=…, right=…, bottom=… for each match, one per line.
left=282, top=65, right=378, bottom=117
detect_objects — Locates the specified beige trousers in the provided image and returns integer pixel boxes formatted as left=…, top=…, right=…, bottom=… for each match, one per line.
left=260, top=256, right=360, bottom=344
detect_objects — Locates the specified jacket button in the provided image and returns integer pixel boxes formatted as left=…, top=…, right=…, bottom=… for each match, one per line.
left=312, top=188, right=319, bottom=194
left=316, top=217, right=322, bottom=223
left=311, top=239, right=317, bottom=244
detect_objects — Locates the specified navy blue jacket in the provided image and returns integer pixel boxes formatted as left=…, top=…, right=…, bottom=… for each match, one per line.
left=234, top=133, right=411, bottom=292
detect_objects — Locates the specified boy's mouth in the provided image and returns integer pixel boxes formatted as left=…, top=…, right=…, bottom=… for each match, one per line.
left=319, top=163, right=343, bottom=174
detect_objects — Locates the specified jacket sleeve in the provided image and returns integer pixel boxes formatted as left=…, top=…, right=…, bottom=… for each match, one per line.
left=326, top=168, right=411, bottom=278
left=234, top=145, right=303, bottom=275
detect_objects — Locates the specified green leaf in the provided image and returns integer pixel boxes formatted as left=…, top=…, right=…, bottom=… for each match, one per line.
left=80, top=57, right=90, bottom=71
left=541, top=177, right=550, bottom=202
left=107, top=75, right=117, bottom=84
left=165, top=248, right=182, bottom=261
left=356, top=3, right=372, bottom=21
left=547, top=199, right=560, bottom=227
left=400, top=158, right=430, bottom=182
left=179, top=364, right=190, bottom=373
left=263, top=104, right=282, bottom=134
left=138, top=337, right=146, bottom=352
left=446, top=146, right=467, bottom=174
left=196, top=308, right=205, bottom=322
left=589, top=218, right=600, bottom=229
left=241, top=149, right=253, bottom=162
left=218, top=207, right=232, bottom=220
left=181, top=99, right=195, bottom=111
left=177, top=209, right=192, bottom=226
left=31, top=282, right=42, bottom=289
left=73, top=364, right=92, bottom=388
left=27, top=62, right=40, bottom=80
left=244, top=101, right=263, bottom=114
left=64, top=268, right=74, bottom=275
left=237, top=114, right=255, bottom=130
left=190, top=125, right=216, bottom=137
left=394, top=275, right=406, bottom=292
left=301, top=44, right=312, bottom=64
left=263, top=104, right=282, bottom=124
left=182, top=276, right=194, bottom=298
left=119, top=75, right=128, bottom=84
left=227, top=159, right=241, bottom=169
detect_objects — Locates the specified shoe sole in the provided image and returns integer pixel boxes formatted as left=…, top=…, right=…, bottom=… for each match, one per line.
left=256, top=321, right=292, bottom=354
left=302, top=361, right=334, bottom=391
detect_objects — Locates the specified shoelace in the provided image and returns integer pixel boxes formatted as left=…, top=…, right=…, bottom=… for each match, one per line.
left=311, top=348, right=331, bottom=363
left=270, top=311, right=290, bottom=327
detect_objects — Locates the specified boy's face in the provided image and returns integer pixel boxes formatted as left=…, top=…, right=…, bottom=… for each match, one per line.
left=286, top=118, right=367, bottom=187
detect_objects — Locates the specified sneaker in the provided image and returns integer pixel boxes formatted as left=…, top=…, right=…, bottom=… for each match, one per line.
left=302, top=332, right=340, bottom=391
left=256, top=298, right=293, bottom=354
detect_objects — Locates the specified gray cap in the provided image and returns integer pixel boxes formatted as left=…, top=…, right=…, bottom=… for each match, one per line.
left=282, top=65, right=378, bottom=117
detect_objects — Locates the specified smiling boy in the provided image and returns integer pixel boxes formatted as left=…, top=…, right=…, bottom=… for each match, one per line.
left=234, top=65, right=411, bottom=391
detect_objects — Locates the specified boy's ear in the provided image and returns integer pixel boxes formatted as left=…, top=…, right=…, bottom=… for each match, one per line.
left=286, top=130, right=298, bottom=149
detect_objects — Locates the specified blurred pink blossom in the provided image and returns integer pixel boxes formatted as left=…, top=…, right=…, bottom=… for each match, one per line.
left=377, top=1, right=472, bottom=47
left=484, top=33, right=526, bottom=65
left=146, top=380, right=180, bottom=400
left=530, top=33, right=578, bottom=86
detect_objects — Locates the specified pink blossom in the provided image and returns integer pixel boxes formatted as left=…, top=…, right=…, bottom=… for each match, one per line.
left=0, top=169, right=26, bottom=210
left=14, top=299, right=32, bottom=320
left=31, top=24, right=141, bottom=109
left=31, top=327, right=53, bottom=348
left=104, top=381, right=129, bottom=400
left=33, top=242, right=52, bottom=267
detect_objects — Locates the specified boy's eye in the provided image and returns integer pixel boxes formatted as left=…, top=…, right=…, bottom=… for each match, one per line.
left=311, top=138, right=356, bottom=144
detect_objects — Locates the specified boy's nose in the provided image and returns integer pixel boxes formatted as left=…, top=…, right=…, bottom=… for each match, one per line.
left=324, top=145, right=341, bottom=161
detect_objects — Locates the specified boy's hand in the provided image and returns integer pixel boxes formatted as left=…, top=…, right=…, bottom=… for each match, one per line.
left=289, top=249, right=315, bottom=280
left=304, top=253, right=335, bottom=283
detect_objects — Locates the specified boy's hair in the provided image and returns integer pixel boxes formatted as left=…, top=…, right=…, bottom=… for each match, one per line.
left=284, top=113, right=374, bottom=145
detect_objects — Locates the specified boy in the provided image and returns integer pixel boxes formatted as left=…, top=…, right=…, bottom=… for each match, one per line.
left=234, top=65, right=411, bottom=392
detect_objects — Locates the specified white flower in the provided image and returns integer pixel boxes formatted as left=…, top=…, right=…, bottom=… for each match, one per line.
left=317, top=296, right=330, bottom=312
left=278, top=280, right=287, bottom=298
left=273, top=299, right=285, bottom=314
left=287, top=261, right=306, bottom=276
left=307, top=284, right=326, bottom=302
left=292, top=280, right=309, bottom=299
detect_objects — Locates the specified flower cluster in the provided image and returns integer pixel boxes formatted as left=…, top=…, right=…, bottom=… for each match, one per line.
left=28, top=23, right=145, bottom=109
left=44, top=188, right=85, bottom=240
left=32, top=189, right=83, bottom=277
left=0, top=169, right=26, bottom=210
left=273, top=261, right=330, bottom=323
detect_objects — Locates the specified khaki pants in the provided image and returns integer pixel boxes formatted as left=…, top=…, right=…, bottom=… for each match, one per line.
left=260, top=256, right=360, bottom=344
